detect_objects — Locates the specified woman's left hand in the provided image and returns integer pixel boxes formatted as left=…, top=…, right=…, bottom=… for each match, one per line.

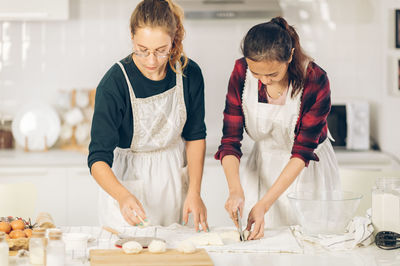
left=246, top=201, right=267, bottom=240
left=182, top=191, right=209, bottom=232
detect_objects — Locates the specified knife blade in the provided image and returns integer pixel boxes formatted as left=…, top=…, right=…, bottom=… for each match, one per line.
left=237, top=209, right=245, bottom=241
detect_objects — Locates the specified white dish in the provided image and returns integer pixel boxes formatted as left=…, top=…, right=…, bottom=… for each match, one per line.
left=12, top=103, right=61, bottom=151
left=64, top=107, right=84, bottom=126
left=76, top=90, right=90, bottom=108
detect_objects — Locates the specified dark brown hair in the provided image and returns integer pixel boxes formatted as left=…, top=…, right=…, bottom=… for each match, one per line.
left=130, top=0, right=188, bottom=73
left=241, top=16, right=311, bottom=97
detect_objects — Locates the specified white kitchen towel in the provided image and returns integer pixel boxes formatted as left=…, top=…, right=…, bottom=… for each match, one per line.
left=291, top=216, right=374, bottom=251
left=204, top=227, right=303, bottom=254
left=148, top=224, right=303, bottom=253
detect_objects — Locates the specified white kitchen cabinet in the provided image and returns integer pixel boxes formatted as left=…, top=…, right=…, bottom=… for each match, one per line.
left=0, top=167, right=68, bottom=225
left=66, top=167, right=99, bottom=226
left=0, top=166, right=99, bottom=226
left=0, top=150, right=98, bottom=226
left=0, top=0, right=69, bottom=21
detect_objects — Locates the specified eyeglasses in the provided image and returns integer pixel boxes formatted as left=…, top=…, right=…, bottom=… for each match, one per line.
left=132, top=49, right=170, bottom=59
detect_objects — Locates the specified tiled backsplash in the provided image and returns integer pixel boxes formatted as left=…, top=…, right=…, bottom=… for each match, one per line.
left=0, top=0, right=395, bottom=155
left=0, top=0, right=136, bottom=116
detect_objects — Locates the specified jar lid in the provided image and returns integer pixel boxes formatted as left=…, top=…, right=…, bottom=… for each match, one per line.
left=48, top=229, right=62, bottom=237
left=32, top=227, right=46, bottom=237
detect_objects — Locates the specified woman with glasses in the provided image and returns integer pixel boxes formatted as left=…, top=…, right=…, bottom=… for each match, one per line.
left=215, top=17, right=340, bottom=240
left=88, top=0, right=208, bottom=231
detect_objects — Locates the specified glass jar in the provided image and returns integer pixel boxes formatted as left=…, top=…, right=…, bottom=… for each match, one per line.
left=46, top=229, right=65, bottom=266
left=29, top=228, right=46, bottom=265
left=372, top=177, right=400, bottom=233
left=64, top=233, right=88, bottom=262
left=0, top=115, right=14, bottom=149
left=0, top=232, right=9, bottom=266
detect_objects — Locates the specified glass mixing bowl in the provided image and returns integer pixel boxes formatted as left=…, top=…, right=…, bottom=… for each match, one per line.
left=287, top=191, right=363, bottom=235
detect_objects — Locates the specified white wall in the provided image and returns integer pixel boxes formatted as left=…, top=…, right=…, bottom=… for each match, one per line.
left=0, top=0, right=137, bottom=114
left=379, top=0, right=400, bottom=160
left=0, top=0, right=399, bottom=159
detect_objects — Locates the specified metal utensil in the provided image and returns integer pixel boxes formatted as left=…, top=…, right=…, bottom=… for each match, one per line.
left=375, top=231, right=400, bottom=250
left=237, top=209, right=245, bottom=241
left=102, top=226, right=165, bottom=248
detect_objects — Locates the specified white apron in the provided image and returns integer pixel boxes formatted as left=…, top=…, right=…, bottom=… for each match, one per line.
left=98, top=62, right=188, bottom=227
left=241, top=68, right=341, bottom=228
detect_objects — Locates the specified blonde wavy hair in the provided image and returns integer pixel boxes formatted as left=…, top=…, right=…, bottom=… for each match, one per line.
left=130, top=0, right=188, bottom=73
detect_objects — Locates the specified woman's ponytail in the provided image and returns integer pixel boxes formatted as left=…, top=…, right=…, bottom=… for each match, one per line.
left=271, top=17, right=308, bottom=96
left=165, top=0, right=188, bottom=72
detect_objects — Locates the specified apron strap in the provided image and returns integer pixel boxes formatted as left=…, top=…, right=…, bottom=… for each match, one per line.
left=175, top=61, right=183, bottom=97
left=117, top=62, right=137, bottom=101
left=117, top=61, right=136, bottom=141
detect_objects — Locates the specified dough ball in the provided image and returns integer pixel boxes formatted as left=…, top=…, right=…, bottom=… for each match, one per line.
left=122, top=241, right=143, bottom=254
left=243, top=230, right=250, bottom=241
left=148, top=240, right=167, bottom=253
left=177, top=240, right=196, bottom=254
left=219, top=231, right=241, bottom=244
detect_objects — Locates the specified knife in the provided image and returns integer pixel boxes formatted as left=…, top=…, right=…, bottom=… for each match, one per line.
left=236, top=209, right=245, bottom=241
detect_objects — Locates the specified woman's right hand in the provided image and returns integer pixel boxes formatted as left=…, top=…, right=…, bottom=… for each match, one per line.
left=118, top=193, right=147, bottom=226
left=225, top=189, right=245, bottom=228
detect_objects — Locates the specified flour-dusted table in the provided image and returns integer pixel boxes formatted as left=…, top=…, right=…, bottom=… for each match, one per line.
left=9, top=225, right=400, bottom=266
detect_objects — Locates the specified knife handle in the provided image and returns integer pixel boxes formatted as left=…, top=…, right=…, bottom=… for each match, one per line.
left=102, top=226, right=121, bottom=235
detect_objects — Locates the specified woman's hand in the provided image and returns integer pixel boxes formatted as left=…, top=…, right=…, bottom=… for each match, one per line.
left=118, top=193, right=147, bottom=226
left=246, top=201, right=267, bottom=240
left=225, top=189, right=245, bottom=228
left=182, top=191, right=209, bottom=232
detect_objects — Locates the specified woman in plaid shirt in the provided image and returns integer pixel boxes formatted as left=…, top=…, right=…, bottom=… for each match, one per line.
left=215, top=17, right=341, bottom=240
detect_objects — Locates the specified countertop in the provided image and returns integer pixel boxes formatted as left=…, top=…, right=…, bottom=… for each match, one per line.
left=9, top=226, right=400, bottom=266
left=0, top=149, right=88, bottom=167
left=1, top=148, right=399, bottom=170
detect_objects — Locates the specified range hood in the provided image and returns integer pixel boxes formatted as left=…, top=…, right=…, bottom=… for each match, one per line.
left=176, top=0, right=282, bottom=19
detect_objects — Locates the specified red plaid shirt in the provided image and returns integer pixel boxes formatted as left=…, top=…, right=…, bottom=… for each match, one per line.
left=214, top=58, right=331, bottom=166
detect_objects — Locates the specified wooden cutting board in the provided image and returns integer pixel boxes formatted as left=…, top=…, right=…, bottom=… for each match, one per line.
left=90, top=248, right=214, bottom=266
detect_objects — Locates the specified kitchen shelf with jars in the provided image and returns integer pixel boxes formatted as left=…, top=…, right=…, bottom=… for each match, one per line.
left=0, top=114, right=14, bottom=150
